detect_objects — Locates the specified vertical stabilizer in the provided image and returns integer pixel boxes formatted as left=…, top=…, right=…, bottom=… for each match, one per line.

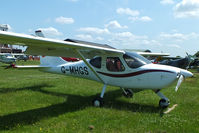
left=35, top=30, right=67, bottom=66
left=35, top=30, right=76, bottom=66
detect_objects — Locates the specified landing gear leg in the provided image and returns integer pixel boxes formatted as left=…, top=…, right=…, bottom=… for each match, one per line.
left=154, top=89, right=170, bottom=108
left=121, top=88, right=133, bottom=98
left=92, top=84, right=107, bottom=107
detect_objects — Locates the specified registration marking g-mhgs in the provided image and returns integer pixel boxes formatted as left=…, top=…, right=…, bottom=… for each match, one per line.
left=61, top=66, right=89, bottom=75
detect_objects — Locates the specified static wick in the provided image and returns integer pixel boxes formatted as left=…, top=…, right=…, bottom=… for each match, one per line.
left=164, top=104, right=178, bottom=114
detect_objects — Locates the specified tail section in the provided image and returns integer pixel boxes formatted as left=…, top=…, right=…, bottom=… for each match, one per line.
left=40, top=56, right=67, bottom=66
left=35, top=30, right=67, bottom=66
left=35, top=30, right=80, bottom=66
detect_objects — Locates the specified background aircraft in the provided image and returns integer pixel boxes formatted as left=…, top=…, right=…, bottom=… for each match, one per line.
left=0, top=53, right=16, bottom=64
left=0, top=31, right=193, bottom=108
left=158, top=53, right=197, bottom=69
left=0, top=53, right=28, bottom=64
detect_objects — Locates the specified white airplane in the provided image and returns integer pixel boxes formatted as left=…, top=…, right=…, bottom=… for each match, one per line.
left=0, top=53, right=28, bottom=64
left=0, top=31, right=193, bottom=108
left=0, top=53, right=17, bottom=64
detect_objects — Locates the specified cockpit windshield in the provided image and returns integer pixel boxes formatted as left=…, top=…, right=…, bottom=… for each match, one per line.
left=123, top=52, right=151, bottom=69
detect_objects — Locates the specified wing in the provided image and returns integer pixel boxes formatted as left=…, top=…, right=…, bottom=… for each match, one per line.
left=0, top=31, right=124, bottom=58
left=137, top=52, right=170, bottom=57
left=123, top=49, right=170, bottom=57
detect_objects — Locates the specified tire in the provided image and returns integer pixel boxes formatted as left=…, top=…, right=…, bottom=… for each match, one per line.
left=159, top=99, right=170, bottom=108
left=92, top=97, right=104, bottom=107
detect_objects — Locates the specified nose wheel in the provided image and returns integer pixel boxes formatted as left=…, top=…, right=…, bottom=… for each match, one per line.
left=159, top=99, right=170, bottom=108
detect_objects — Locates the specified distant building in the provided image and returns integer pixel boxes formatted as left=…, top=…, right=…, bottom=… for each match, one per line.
left=0, top=48, right=12, bottom=53
left=0, top=24, right=23, bottom=54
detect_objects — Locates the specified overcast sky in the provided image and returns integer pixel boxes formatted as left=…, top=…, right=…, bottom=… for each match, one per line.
left=0, top=0, right=199, bottom=57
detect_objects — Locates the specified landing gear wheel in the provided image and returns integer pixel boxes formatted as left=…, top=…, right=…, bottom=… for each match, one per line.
left=122, top=89, right=133, bottom=98
left=159, top=99, right=170, bottom=108
left=92, top=97, right=104, bottom=107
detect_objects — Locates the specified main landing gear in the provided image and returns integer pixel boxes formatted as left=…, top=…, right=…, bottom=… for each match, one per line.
left=121, top=88, right=133, bottom=98
left=92, top=86, right=134, bottom=107
left=154, top=89, right=170, bottom=108
left=92, top=84, right=107, bottom=107
left=92, top=86, right=169, bottom=108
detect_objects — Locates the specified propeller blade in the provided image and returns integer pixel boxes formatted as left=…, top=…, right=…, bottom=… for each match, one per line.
left=175, top=75, right=184, bottom=92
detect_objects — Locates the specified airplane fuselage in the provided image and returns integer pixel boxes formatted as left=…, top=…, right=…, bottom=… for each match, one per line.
left=41, top=59, right=191, bottom=90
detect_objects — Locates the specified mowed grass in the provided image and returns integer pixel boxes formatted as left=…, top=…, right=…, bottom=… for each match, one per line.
left=0, top=61, right=198, bottom=133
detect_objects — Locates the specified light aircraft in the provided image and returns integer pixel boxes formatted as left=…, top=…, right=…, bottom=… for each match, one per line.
left=0, top=31, right=193, bottom=108
left=15, top=54, right=29, bottom=61
left=158, top=53, right=197, bottom=69
left=0, top=53, right=17, bottom=64
left=0, top=53, right=28, bottom=64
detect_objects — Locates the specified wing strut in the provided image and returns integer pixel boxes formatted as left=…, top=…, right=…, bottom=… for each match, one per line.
left=75, top=49, right=105, bottom=84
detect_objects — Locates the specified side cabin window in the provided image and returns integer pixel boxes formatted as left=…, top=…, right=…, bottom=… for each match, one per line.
left=89, top=56, right=102, bottom=68
left=123, top=53, right=151, bottom=69
left=106, top=57, right=125, bottom=72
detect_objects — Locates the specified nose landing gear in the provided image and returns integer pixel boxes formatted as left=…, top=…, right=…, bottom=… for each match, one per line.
left=154, top=89, right=170, bottom=108
left=159, top=99, right=170, bottom=108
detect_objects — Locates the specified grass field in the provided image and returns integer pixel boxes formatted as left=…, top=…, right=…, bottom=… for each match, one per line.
left=0, top=61, right=198, bottom=133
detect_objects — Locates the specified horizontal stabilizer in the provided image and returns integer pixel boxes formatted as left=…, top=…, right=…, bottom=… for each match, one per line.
left=14, top=65, right=49, bottom=69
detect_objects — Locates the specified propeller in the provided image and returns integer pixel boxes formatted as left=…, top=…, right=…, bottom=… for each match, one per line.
left=175, top=74, right=184, bottom=92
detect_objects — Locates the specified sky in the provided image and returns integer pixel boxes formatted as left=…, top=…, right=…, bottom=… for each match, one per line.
left=0, top=0, right=199, bottom=57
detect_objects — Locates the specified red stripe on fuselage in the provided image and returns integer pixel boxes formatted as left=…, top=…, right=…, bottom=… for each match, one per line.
left=61, top=57, right=80, bottom=62
left=97, top=70, right=174, bottom=78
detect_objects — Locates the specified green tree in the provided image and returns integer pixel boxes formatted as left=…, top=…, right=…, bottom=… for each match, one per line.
left=194, top=51, right=199, bottom=57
